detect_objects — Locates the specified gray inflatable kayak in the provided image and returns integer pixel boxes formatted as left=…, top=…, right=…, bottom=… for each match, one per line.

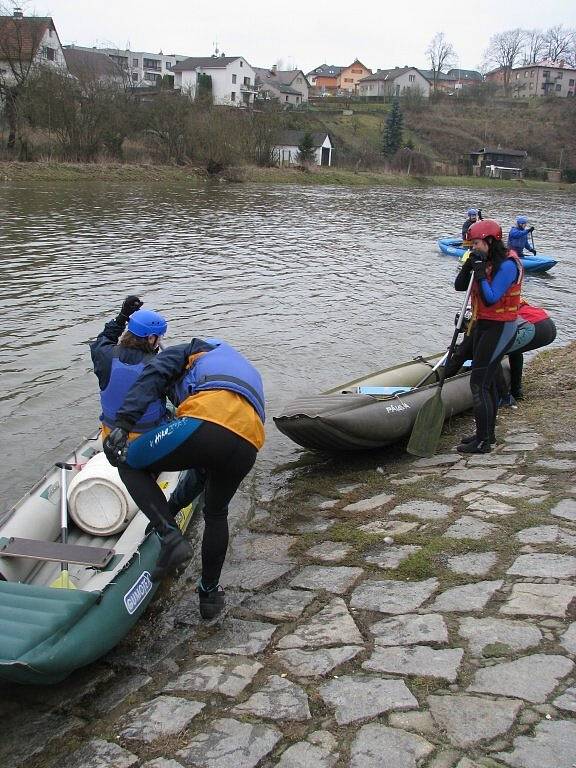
left=274, top=352, right=499, bottom=452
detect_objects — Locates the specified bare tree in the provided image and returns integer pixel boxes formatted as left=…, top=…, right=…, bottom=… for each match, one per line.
left=522, top=29, right=546, bottom=64
left=483, top=28, right=526, bottom=95
left=426, top=32, right=456, bottom=91
left=542, top=25, right=576, bottom=64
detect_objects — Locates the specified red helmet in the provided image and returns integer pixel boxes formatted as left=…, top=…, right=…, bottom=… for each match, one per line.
left=467, top=219, right=502, bottom=241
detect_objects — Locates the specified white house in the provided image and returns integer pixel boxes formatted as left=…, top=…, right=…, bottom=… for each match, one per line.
left=274, top=130, right=333, bottom=166
left=357, top=67, right=430, bottom=98
left=253, top=66, right=309, bottom=106
left=173, top=55, right=258, bottom=106
left=0, top=10, right=66, bottom=84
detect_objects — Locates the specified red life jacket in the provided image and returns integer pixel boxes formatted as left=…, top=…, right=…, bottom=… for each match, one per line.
left=472, top=251, right=524, bottom=322
left=518, top=301, right=549, bottom=323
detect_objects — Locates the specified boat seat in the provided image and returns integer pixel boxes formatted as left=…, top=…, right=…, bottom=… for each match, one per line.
left=0, top=580, right=98, bottom=661
left=0, top=537, right=114, bottom=568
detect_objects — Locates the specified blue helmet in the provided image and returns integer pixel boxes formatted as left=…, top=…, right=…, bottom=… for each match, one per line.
left=516, top=215, right=529, bottom=226
left=467, top=208, right=478, bottom=217
left=128, top=309, right=167, bottom=338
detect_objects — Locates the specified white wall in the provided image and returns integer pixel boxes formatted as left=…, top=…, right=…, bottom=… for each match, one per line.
left=177, top=58, right=256, bottom=105
left=276, top=136, right=332, bottom=166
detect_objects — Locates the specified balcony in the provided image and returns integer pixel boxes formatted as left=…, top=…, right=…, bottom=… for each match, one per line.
left=240, top=83, right=258, bottom=93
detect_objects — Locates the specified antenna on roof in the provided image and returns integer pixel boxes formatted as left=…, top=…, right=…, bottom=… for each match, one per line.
left=213, top=39, right=219, bottom=57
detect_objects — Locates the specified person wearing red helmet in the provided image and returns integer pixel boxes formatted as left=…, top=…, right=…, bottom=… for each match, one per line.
left=453, top=219, right=523, bottom=453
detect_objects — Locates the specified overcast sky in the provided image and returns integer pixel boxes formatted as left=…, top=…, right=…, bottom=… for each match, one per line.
left=24, top=0, right=576, bottom=73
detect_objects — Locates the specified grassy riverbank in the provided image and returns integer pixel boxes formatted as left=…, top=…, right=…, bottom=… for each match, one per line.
left=0, top=159, right=573, bottom=191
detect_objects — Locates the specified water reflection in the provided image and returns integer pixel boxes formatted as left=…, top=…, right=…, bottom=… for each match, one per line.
left=0, top=180, right=574, bottom=513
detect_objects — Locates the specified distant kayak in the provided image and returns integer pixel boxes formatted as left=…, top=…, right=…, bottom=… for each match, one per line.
left=437, top=237, right=557, bottom=273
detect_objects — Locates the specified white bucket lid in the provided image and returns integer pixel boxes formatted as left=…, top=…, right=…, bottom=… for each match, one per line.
left=68, top=452, right=138, bottom=536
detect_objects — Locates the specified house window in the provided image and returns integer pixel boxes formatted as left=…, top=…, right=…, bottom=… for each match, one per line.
left=557, top=72, right=563, bottom=79
left=529, top=82, right=533, bottom=89
left=132, top=58, right=138, bottom=67
left=232, top=74, right=237, bottom=83
left=409, top=74, right=415, bottom=82
left=132, top=72, right=138, bottom=81
left=570, top=79, right=575, bottom=86
left=144, top=72, right=161, bottom=82
left=143, top=58, right=161, bottom=70
left=351, top=68, right=362, bottom=73
left=239, top=60, right=243, bottom=67
left=296, top=96, right=300, bottom=102
left=43, top=47, right=55, bottom=61
left=516, top=73, right=520, bottom=79
left=166, top=61, right=172, bottom=69
left=530, top=70, right=534, bottom=77
left=543, top=70, right=550, bottom=78
left=556, top=84, right=561, bottom=91
left=344, top=77, right=352, bottom=83
left=524, top=71, right=528, bottom=77
left=244, top=76, right=250, bottom=85
left=285, top=96, right=289, bottom=102
left=231, top=91, right=236, bottom=101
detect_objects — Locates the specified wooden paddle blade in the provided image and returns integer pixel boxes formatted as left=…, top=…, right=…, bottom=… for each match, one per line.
left=407, top=390, right=446, bottom=458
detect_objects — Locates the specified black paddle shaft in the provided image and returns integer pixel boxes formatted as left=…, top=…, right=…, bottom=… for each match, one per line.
left=437, top=272, right=475, bottom=390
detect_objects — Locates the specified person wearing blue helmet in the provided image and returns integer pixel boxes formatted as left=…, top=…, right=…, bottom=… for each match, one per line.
left=507, top=216, right=536, bottom=257
left=103, top=336, right=265, bottom=619
left=90, top=297, right=205, bottom=523
left=462, top=207, right=482, bottom=241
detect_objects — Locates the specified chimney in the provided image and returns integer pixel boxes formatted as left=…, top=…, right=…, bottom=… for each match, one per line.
left=271, top=64, right=277, bottom=74
left=559, top=59, right=565, bottom=68
left=221, top=52, right=225, bottom=57
left=13, top=7, right=23, bottom=18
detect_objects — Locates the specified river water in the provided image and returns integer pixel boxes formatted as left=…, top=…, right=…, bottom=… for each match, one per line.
left=0, top=180, right=574, bottom=516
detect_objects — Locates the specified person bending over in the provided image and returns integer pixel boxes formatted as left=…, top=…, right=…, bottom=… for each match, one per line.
left=103, top=337, right=265, bottom=620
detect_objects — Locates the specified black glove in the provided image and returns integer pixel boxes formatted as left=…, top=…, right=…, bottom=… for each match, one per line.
left=477, top=209, right=482, bottom=220
left=469, top=248, right=486, bottom=264
left=472, top=260, right=487, bottom=281
left=527, top=226, right=535, bottom=233
left=117, top=295, right=143, bottom=323
left=531, top=248, right=537, bottom=255
left=103, top=428, right=129, bottom=467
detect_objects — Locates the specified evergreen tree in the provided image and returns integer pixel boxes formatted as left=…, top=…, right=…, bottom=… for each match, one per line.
left=382, top=99, right=403, bottom=156
left=296, top=131, right=316, bottom=165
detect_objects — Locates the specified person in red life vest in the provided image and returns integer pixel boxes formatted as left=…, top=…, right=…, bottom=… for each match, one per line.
left=454, top=219, right=523, bottom=454
left=102, top=337, right=265, bottom=621
left=501, top=298, right=556, bottom=403
left=446, top=298, right=556, bottom=406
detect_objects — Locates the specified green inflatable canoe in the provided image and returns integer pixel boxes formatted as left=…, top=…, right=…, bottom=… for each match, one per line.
left=0, top=434, right=200, bottom=685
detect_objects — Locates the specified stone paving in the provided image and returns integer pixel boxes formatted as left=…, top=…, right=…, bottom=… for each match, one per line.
left=4, top=418, right=576, bottom=768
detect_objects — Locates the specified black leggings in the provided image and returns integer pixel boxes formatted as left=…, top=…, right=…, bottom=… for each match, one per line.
left=470, top=320, right=517, bottom=441
left=119, top=421, right=257, bottom=588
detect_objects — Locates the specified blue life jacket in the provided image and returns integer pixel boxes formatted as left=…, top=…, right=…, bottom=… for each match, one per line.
left=100, top=352, right=169, bottom=431
left=174, top=340, right=265, bottom=423
left=507, top=226, right=529, bottom=255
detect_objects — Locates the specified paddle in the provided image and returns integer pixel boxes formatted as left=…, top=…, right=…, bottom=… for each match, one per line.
left=51, top=462, right=76, bottom=590
left=407, top=272, right=475, bottom=458
left=529, top=230, right=536, bottom=255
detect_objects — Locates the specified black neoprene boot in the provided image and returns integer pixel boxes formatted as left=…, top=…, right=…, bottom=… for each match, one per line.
left=151, top=529, right=193, bottom=582
left=460, top=433, right=496, bottom=445
left=197, top=583, right=226, bottom=620
left=457, top=438, right=492, bottom=454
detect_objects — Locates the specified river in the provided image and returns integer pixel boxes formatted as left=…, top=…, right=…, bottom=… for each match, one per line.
left=0, top=179, right=574, bottom=516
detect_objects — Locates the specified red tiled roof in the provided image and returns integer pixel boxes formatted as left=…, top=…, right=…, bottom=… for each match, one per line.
left=0, top=15, right=53, bottom=61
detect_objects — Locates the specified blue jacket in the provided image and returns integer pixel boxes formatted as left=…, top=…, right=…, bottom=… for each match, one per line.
left=90, top=317, right=169, bottom=430
left=115, top=338, right=265, bottom=429
left=507, top=226, right=533, bottom=256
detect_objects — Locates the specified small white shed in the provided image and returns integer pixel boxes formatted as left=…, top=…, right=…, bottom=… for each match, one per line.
left=275, top=130, right=333, bottom=166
